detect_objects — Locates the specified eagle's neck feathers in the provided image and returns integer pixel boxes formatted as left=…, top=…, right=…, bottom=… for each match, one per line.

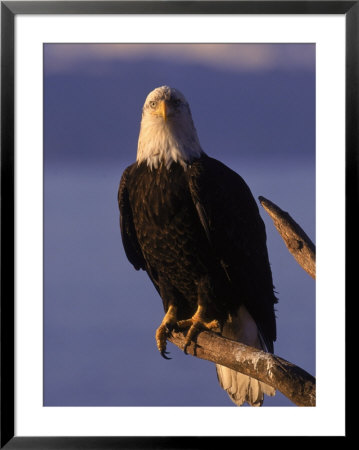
left=136, top=109, right=203, bottom=170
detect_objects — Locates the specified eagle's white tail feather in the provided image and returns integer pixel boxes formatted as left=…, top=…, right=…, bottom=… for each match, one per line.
left=216, top=305, right=275, bottom=406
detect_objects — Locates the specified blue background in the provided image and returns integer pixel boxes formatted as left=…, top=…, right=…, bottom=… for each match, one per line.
left=44, top=44, right=315, bottom=407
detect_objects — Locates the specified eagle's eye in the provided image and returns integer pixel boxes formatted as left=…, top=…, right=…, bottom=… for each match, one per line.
left=173, top=99, right=181, bottom=107
left=149, top=101, right=157, bottom=109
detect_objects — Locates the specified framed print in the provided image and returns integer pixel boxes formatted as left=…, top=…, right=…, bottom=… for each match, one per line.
left=1, top=1, right=354, bottom=446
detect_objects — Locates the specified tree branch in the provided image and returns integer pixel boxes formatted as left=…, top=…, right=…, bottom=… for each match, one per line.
left=168, top=329, right=316, bottom=407
left=258, top=196, right=316, bottom=279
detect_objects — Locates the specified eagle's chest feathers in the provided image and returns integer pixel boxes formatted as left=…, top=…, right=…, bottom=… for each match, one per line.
left=130, top=162, right=209, bottom=283
left=133, top=163, right=193, bottom=227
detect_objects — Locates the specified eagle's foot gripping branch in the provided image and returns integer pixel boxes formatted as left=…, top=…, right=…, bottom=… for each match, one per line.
left=155, top=305, right=178, bottom=359
left=177, top=305, right=220, bottom=354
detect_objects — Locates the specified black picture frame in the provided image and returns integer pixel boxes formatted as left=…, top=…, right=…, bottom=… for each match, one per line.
left=1, top=1, right=353, bottom=447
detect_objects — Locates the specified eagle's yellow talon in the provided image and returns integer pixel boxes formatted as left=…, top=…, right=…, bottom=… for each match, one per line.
left=177, top=307, right=220, bottom=352
left=155, top=324, right=169, bottom=355
left=205, top=319, right=220, bottom=330
left=155, top=304, right=178, bottom=358
left=176, top=319, right=192, bottom=329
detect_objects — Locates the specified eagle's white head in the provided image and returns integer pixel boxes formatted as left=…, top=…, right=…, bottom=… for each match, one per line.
left=137, top=86, right=203, bottom=169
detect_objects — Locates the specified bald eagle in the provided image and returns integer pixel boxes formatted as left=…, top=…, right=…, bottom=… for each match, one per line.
left=118, top=86, right=277, bottom=406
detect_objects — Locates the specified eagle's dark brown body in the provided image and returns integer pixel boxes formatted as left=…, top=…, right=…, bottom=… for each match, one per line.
left=119, top=153, right=277, bottom=353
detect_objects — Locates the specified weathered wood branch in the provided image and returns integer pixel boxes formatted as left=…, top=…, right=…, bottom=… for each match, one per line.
left=258, top=196, right=316, bottom=279
left=168, top=329, right=316, bottom=407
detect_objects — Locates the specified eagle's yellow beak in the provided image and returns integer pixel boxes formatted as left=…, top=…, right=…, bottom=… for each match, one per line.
left=159, top=100, right=167, bottom=121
